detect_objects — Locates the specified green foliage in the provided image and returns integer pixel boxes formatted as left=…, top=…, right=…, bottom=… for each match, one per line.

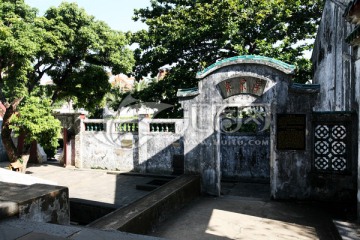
left=0, top=0, right=40, bottom=99
left=132, top=0, right=324, bottom=117
left=42, top=2, right=135, bottom=111
left=10, top=96, right=61, bottom=152
left=0, top=0, right=135, bottom=110
left=0, top=1, right=135, bottom=161
left=131, top=67, right=196, bottom=118
left=134, top=79, right=149, bottom=92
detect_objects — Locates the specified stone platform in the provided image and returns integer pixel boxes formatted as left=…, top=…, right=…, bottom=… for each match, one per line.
left=0, top=169, right=69, bottom=225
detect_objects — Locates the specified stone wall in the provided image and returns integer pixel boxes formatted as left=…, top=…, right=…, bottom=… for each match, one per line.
left=312, top=0, right=354, bottom=111
left=312, top=0, right=359, bottom=218
left=354, top=38, right=360, bottom=222
left=0, top=170, right=70, bottom=225
left=271, top=91, right=318, bottom=200
left=179, top=56, right=319, bottom=197
left=76, top=118, right=184, bottom=174
left=220, top=135, right=270, bottom=179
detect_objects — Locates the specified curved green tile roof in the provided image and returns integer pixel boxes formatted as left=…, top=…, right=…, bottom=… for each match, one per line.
left=177, top=87, right=199, bottom=98
left=196, top=55, right=296, bottom=79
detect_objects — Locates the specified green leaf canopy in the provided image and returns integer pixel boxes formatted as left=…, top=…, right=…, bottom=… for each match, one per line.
left=128, top=0, right=323, bottom=118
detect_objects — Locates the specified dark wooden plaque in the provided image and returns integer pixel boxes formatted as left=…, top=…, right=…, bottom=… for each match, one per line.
left=277, top=114, right=306, bottom=150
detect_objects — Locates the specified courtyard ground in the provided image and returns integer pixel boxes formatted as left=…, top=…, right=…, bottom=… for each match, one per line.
left=0, top=162, right=356, bottom=239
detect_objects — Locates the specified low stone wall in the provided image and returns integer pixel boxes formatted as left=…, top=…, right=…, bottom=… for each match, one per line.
left=80, top=131, right=138, bottom=171
left=88, top=175, right=200, bottom=234
left=0, top=181, right=69, bottom=224
left=76, top=118, right=184, bottom=174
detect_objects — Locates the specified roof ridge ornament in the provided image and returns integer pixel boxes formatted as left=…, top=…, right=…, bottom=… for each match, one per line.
left=196, top=55, right=296, bottom=79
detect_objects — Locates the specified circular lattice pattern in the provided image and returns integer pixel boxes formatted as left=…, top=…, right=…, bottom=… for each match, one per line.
left=315, top=157, right=329, bottom=170
left=331, top=141, right=346, bottom=155
left=315, top=125, right=329, bottom=139
left=332, top=125, right=346, bottom=139
left=315, top=141, right=329, bottom=154
left=332, top=157, right=346, bottom=171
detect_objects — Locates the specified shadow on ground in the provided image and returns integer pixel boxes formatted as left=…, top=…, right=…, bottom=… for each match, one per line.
left=150, top=181, right=348, bottom=240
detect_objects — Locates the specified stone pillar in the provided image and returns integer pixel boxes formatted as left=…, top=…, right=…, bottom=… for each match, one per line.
left=183, top=102, right=220, bottom=196
left=357, top=111, right=360, bottom=222
left=137, top=114, right=149, bottom=173
left=74, top=119, right=83, bottom=168
left=63, top=128, right=68, bottom=166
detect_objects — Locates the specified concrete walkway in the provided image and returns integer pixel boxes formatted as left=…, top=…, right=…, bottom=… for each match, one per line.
left=0, top=162, right=357, bottom=239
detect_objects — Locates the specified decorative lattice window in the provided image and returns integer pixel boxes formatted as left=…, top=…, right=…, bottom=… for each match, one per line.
left=313, top=124, right=349, bottom=172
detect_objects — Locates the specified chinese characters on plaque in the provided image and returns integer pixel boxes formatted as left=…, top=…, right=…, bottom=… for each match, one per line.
left=217, top=77, right=267, bottom=99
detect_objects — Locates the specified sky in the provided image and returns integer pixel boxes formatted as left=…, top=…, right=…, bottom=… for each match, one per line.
left=25, top=0, right=150, bottom=32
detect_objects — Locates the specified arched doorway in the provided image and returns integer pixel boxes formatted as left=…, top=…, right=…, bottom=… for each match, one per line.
left=179, top=55, right=320, bottom=198
left=217, top=105, right=270, bottom=181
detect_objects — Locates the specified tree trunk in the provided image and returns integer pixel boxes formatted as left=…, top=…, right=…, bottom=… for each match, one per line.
left=1, top=98, right=23, bottom=163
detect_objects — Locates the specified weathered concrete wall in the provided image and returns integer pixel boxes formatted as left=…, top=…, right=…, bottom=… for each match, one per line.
left=77, top=119, right=184, bottom=174
left=220, top=135, right=270, bottom=179
left=312, top=0, right=358, bottom=217
left=271, top=92, right=318, bottom=200
left=0, top=180, right=70, bottom=225
left=137, top=118, right=185, bottom=174
left=79, top=132, right=138, bottom=171
left=180, top=57, right=296, bottom=196
left=354, top=46, right=360, bottom=222
left=0, top=120, right=8, bottom=162
left=141, top=135, right=183, bottom=174
left=312, top=0, right=354, bottom=112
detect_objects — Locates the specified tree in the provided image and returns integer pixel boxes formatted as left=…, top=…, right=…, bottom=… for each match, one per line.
left=132, top=0, right=323, bottom=116
left=0, top=0, right=135, bottom=163
left=10, top=97, right=61, bottom=158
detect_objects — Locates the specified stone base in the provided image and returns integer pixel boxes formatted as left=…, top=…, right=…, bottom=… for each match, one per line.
left=0, top=171, right=69, bottom=225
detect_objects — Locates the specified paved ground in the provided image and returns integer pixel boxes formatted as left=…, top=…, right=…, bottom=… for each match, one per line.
left=150, top=196, right=338, bottom=240
left=0, top=162, right=356, bottom=239
left=19, top=162, right=156, bottom=208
